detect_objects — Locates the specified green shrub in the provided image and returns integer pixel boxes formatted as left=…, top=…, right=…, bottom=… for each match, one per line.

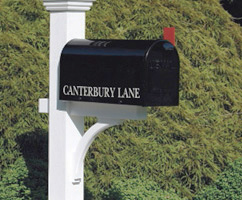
left=102, top=178, right=187, bottom=200
left=0, top=157, right=31, bottom=200
left=194, top=158, right=242, bottom=200
left=0, top=0, right=48, bottom=199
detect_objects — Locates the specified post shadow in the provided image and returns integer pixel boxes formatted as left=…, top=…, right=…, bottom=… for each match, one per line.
left=17, top=129, right=94, bottom=199
left=17, top=129, right=48, bottom=200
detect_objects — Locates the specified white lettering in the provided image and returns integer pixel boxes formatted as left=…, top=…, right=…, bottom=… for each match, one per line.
left=110, top=87, right=115, bottom=98
left=83, top=87, right=88, bottom=96
left=128, top=88, right=135, bottom=98
left=99, top=87, right=103, bottom=97
left=134, top=88, right=140, bottom=98
left=88, top=87, right=93, bottom=97
left=118, top=88, right=123, bottom=98
left=63, top=85, right=69, bottom=95
left=62, top=85, right=141, bottom=99
left=93, top=87, right=98, bottom=97
left=104, top=87, right=110, bottom=97
left=78, top=86, right=84, bottom=96
left=69, top=86, right=75, bottom=96
left=123, top=88, right=130, bottom=98
left=73, top=86, right=79, bottom=96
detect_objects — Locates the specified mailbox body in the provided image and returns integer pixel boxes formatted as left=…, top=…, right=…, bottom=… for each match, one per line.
left=60, top=39, right=179, bottom=106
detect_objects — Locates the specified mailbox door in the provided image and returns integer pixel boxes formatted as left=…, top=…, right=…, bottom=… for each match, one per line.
left=144, top=40, right=180, bottom=106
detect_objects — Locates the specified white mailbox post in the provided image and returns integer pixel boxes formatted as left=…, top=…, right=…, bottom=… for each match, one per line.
left=40, top=1, right=147, bottom=200
left=40, top=1, right=180, bottom=199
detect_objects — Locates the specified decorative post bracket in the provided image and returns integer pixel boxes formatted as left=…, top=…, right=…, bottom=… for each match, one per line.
left=67, top=101, right=147, bottom=185
left=72, top=118, right=123, bottom=184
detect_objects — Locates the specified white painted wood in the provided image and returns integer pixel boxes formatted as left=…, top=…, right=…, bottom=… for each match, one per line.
left=38, top=98, right=49, bottom=113
left=72, top=118, right=122, bottom=184
left=48, top=12, right=85, bottom=200
left=43, top=0, right=96, bottom=12
left=42, top=1, right=96, bottom=199
left=69, top=101, right=147, bottom=120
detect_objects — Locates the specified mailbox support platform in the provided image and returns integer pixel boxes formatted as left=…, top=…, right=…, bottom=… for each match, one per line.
left=40, top=1, right=147, bottom=200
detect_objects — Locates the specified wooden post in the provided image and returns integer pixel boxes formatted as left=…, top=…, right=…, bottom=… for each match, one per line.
left=42, top=1, right=96, bottom=199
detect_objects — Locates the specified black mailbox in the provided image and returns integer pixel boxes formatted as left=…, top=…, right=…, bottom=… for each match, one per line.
left=60, top=39, right=180, bottom=106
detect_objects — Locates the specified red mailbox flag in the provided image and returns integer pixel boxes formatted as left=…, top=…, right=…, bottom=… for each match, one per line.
left=163, top=27, right=175, bottom=46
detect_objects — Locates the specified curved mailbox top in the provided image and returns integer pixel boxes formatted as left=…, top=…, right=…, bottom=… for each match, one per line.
left=60, top=39, right=180, bottom=106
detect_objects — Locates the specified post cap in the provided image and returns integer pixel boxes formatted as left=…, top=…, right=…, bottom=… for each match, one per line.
left=43, top=0, right=96, bottom=12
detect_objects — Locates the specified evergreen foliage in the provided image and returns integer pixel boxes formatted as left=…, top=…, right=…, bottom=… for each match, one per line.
left=0, top=157, right=31, bottom=200
left=0, top=0, right=49, bottom=199
left=101, top=178, right=187, bottom=200
left=194, top=158, right=242, bottom=200
left=0, top=0, right=241, bottom=199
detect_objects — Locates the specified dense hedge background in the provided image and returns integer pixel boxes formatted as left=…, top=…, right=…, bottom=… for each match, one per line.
left=0, top=0, right=49, bottom=199
left=194, top=157, right=242, bottom=200
left=101, top=178, right=187, bottom=200
left=0, top=0, right=241, bottom=199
